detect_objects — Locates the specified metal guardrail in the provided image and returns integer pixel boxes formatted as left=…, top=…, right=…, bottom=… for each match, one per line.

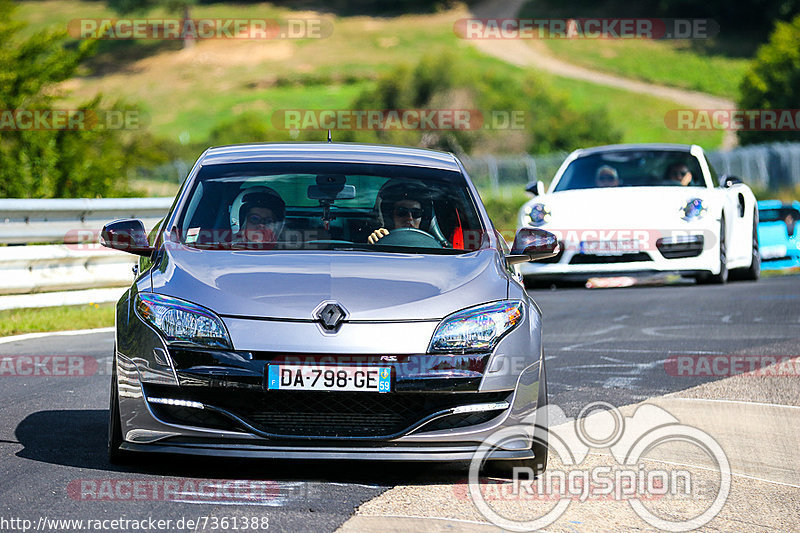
left=0, top=197, right=172, bottom=244
left=0, top=198, right=171, bottom=301
left=463, top=143, right=800, bottom=192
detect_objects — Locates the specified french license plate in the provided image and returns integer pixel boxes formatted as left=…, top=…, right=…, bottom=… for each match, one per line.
left=580, top=239, right=640, bottom=255
left=267, top=365, right=391, bottom=392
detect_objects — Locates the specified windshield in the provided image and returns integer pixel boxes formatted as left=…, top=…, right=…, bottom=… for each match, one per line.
left=554, top=150, right=705, bottom=192
left=174, top=162, right=486, bottom=254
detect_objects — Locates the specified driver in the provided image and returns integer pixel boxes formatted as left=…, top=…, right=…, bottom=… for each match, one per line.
left=233, top=188, right=286, bottom=248
left=665, top=162, right=693, bottom=186
left=367, top=182, right=430, bottom=244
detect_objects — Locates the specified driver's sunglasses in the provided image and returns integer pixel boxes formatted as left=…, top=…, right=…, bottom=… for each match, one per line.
left=247, top=214, right=275, bottom=226
left=670, top=169, right=689, bottom=177
left=394, top=207, right=423, bottom=219
left=597, top=174, right=616, bottom=182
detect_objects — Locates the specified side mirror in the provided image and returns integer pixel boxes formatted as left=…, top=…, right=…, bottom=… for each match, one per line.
left=722, top=175, right=742, bottom=188
left=525, top=180, right=545, bottom=196
left=506, top=228, right=559, bottom=265
left=100, top=219, right=153, bottom=256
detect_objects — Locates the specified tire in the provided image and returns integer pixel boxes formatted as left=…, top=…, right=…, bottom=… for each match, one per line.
left=697, top=219, right=728, bottom=284
left=484, top=359, right=548, bottom=479
left=731, top=211, right=760, bottom=281
left=108, top=356, right=132, bottom=465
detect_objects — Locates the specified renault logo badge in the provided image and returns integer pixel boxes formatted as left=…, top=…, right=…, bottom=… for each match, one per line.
left=316, top=302, right=346, bottom=331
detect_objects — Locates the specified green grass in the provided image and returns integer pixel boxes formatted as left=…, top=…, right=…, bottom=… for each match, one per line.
left=17, top=0, right=729, bottom=151
left=538, top=39, right=750, bottom=100
left=0, top=303, right=115, bottom=337
left=546, top=74, right=725, bottom=148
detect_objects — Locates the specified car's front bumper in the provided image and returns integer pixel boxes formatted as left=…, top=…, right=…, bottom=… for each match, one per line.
left=115, top=350, right=546, bottom=461
left=518, top=232, right=719, bottom=279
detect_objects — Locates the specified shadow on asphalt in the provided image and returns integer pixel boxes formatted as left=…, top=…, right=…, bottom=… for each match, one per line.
left=14, top=409, right=468, bottom=484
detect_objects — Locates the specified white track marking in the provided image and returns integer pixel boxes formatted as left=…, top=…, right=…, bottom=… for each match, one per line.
left=0, top=327, right=114, bottom=345
left=664, top=397, right=800, bottom=410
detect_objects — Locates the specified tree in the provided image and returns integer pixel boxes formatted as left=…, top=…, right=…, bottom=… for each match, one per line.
left=0, top=1, right=167, bottom=198
left=738, top=15, right=800, bottom=145
left=344, top=51, right=622, bottom=154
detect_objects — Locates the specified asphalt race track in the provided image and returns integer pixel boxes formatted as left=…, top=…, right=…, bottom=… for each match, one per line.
left=1, top=274, right=798, bottom=532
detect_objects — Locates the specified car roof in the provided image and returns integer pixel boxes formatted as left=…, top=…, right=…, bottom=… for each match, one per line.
left=573, top=143, right=696, bottom=157
left=199, top=142, right=461, bottom=171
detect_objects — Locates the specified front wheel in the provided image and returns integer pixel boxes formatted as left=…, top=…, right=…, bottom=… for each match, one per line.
left=731, top=211, right=760, bottom=281
left=108, top=356, right=132, bottom=465
left=697, top=219, right=728, bottom=284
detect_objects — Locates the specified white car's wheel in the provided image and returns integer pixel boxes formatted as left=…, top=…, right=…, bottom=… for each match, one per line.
left=731, top=211, right=760, bottom=281
left=697, top=219, right=728, bottom=284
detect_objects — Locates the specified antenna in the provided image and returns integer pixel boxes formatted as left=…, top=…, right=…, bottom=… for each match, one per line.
left=327, top=129, right=332, bottom=143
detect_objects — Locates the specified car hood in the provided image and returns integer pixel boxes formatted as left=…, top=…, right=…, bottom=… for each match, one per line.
left=149, top=246, right=508, bottom=321
left=531, top=187, right=716, bottom=228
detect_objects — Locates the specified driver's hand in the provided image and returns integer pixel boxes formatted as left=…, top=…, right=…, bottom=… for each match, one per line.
left=367, top=228, right=389, bottom=244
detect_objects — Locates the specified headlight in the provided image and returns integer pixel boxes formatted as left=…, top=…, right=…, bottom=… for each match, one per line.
left=429, top=301, right=524, bottom=354
left=523, top=203, right=550, bottom=227
left=136, top=293, right=232, bottom=349
left=680, top=198, right=707, bottom=221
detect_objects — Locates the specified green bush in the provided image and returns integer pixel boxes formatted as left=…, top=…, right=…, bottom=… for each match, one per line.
left=0, top=0, right=171, bottom=198
left=341, top=51, right=622, bottom=154
left=738, top=15, right=800, bottom=145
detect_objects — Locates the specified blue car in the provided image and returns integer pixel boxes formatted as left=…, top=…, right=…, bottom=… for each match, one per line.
left=757, top=200, right=800, bottom=270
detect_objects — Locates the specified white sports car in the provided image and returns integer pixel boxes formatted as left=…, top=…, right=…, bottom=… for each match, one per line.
left=516, top=144, right=760, bottom=284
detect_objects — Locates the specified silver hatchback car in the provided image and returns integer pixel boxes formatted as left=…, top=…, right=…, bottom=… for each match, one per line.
left=101, top=143, right=557, bottom=473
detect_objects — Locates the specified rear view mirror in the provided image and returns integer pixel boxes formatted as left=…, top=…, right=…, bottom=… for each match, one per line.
left=100, top=219, right=153, bottom=257
left=308, top=174, right=356, bottom=200
left=525, top=180, right=545, bottom=196
left=506, top=228, right=559, bottom=265
left=722, top=175, right=742, bottom=187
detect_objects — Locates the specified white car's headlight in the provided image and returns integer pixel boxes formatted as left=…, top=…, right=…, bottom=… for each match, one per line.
left=523, top=203, right=550, bottom=227
left=136, top=293, right=232, bottom=349
left=429, top=301, right=524, bottom=354
left=680, top=198, right=707, bottom=221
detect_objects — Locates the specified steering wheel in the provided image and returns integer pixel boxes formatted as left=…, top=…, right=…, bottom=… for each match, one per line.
left=377, top=228, right=443, bottom=248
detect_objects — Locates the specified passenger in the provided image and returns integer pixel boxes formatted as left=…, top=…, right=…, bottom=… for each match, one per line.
left=234, top=189, right=286, bottom=247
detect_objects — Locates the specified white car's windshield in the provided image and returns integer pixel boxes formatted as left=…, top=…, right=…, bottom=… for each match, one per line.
left=554, top=150, right=705, bottom=191
left=175, top=162, right=487, bottom=253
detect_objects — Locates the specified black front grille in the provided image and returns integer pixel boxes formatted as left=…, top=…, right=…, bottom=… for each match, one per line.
left=656, top=236, right=704, bottom=259
left=569, top=252, right=652, bottom=264
left=144, top=384, right=510, bottom=438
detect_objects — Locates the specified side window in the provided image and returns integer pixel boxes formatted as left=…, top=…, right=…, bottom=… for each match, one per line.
left=704, top=155, right=719, bottom=187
